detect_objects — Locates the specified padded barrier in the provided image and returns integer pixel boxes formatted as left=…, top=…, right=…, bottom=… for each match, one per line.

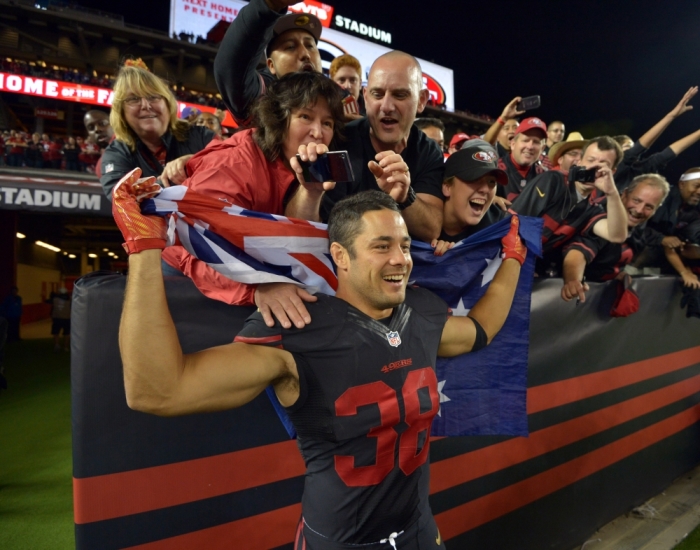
left=72, top=273, right=700, bottom=549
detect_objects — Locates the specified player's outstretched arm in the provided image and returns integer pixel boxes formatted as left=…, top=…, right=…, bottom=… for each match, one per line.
left=113, top=170, right=298, bottom=416
left=438, top=215, right=525, bottom=357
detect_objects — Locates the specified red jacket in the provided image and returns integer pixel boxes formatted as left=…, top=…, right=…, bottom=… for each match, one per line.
left=161, top=129, right=297, bottom=305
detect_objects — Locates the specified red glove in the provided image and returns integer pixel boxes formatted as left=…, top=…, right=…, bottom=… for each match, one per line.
left=501, top=214, right=527, bottom=265
left=112, top=168, right=167, bottom=255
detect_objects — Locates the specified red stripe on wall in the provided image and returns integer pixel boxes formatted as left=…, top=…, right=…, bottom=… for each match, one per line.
left=435, top=405, right=700, bottom=540
left=430, top=373, right=700, bottom=494
left=528, top=346, right=700, bottom=414
left=123, top=503, right=302, bottom=550
left=73, top=440, right=304, bottom=524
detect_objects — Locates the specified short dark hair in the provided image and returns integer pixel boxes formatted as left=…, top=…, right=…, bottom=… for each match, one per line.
left=581, top=136, right=624, bottom=170
left=252, top=71, right=345, bottom=162
left=328, top=191, right=399, bottom=257
left=414, top=117, right=445, bottom=132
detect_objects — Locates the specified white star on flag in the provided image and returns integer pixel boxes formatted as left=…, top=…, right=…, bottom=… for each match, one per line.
left=481, top=252, right=502, bottom=287
left=451, top=297, right=470, bottom=317
left=437, top=379, right=451, bottom=416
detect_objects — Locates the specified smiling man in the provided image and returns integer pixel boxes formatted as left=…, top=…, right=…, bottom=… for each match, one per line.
left=214, top=0, right=322, bottom=126
left=561, top=174, right=670, bottom=302
left=115, top=185, right=526, bottom=550
left=497, top=117, right=548, bottom=202
left=321, top=51, right=446, bottom=244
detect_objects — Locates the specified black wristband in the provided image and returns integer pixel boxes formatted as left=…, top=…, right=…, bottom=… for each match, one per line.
left=468, top=316, right=488, bottom=352
left=397, top=187, right=417, bottom=211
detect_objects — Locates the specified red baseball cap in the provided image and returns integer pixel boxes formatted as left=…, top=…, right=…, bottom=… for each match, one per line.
left=449, top=133, right=469, bottom=149
left=514, top=117, right=547, bottom=139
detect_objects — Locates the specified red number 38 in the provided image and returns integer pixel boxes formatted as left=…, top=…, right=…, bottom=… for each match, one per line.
left=334, top=367, right=439, bottom=487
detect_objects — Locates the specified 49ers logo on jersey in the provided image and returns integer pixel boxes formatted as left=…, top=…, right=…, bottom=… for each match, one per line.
left=385, top=331, right=401, bottom=347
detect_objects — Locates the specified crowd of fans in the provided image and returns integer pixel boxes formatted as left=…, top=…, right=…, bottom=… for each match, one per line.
left=5, top=0, right=699, bottom=321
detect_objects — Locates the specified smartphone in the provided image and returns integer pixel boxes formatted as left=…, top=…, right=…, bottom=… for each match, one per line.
left=517, top=95, right=541, bottom=111
left=296, top=151, right=355, bottom=183
left=570, top=165, right=598, bottom=183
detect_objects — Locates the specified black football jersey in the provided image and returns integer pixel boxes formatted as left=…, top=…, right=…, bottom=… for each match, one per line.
left=235, top=287, right=448, bottom=544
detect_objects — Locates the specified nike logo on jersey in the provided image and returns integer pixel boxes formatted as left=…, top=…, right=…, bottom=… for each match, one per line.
left=536, top=187, right=545, bottom=197
left=436, top=529, right=442, bottom=545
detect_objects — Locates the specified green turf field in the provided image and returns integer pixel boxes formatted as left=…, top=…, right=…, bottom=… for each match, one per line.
left=0, top=338, right=74, bottom=550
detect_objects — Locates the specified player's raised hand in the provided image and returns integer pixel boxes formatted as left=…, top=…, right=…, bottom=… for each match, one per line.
left=112, top=168, right=167, bottom=255
left=501, top=214, right=527, bottom=265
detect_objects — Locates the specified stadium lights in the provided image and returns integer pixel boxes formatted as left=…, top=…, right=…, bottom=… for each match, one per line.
left=36, top=241, right=61, bottom=252
left=88, top=253, right=97, bottom=258
left=16, top=232, right=26, bottom=239
left=68, top=254, right=76, bottom=259
left=103, top=248, right=109, bottom=252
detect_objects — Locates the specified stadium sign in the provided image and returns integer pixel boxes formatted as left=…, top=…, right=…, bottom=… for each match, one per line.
left=0, top=176, right=110, bottom=216
left=332, top=15, right=391, bottom=44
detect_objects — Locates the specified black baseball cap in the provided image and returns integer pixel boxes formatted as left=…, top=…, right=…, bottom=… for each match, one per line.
left=267, top=13, right=322, bottom=56
left=444, top=140, right=508, bottom=185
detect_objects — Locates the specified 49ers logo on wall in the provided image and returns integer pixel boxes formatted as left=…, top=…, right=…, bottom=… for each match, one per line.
left=422, top=73, right=446, bottom=106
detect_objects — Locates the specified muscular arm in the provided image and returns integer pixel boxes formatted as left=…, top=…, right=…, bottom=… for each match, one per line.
left=438, top=257, right=521, bottom=357
left=120, top=250, right=298, bottom=416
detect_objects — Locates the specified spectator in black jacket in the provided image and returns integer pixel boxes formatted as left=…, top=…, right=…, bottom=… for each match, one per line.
left=496, top=117, right=548, bottom=202
left=643, top=168, right=700, bottom=288
left=213, top=0, right=322, bottom=126
left=100, top=63, right=215, bottom=198
left=511, top=136, right=628, bottom=275
left=560, top=174, right=670, bottom=303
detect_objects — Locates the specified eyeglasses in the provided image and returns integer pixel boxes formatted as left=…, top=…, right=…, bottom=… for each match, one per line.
left=123, top=95, right=164, bottom=107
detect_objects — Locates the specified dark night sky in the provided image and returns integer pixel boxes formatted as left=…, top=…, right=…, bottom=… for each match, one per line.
left=81, top=0, right=700, bottom=177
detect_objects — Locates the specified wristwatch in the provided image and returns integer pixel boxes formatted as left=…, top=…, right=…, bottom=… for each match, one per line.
left=397, top=187, right=416, bottom=210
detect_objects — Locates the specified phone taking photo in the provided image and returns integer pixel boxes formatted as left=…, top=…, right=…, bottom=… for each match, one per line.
left=296, top=151, right=355, bottom=183
left=517, top=95, right=541, bottom=111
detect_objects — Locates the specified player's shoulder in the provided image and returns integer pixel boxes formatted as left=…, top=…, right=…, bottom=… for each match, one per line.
left=404, top=286, right=449, bottom=323
left=236, top=293, right=348, bottom=351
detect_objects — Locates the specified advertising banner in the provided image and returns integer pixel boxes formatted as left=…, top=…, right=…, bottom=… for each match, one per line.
left=169, top=0, right=454, bottom=109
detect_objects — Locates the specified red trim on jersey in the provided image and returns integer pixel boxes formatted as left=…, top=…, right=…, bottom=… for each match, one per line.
left=233, top=334, right=282, bottom=345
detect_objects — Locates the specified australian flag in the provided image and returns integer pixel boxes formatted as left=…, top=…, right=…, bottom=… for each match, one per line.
left=142, top=187, right=541, bottom=437
left=410, top=217, right=542, bottom=437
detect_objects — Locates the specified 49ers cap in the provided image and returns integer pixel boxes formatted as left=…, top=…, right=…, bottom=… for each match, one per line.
left=444, top=139, right=508, bottom=185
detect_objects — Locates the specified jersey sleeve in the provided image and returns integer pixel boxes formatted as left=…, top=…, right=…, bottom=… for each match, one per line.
left=564, top=233, right=604, bottom=264
left=510, top=171, right=564, bottom=217
left=99, top=142, right=138, bottom=200
left=212, top=0, right=281, bottom=125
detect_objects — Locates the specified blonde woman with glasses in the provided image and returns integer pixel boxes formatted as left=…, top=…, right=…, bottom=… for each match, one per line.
left=100, top=60, right=215, bottom=199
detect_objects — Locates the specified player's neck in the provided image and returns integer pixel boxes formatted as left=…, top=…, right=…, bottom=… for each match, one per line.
left=335, top=289, right=394, bottom=320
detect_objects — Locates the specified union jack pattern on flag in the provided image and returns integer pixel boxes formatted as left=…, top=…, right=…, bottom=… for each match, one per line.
left=142, top=186, right=542, bottom=437
left=141, top=186, right=338, bottom=295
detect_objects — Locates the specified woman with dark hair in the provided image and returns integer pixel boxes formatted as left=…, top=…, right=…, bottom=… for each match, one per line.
left=100, top=61, right=215, bottom=198
left=160, top=70, right=345, bottom=309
